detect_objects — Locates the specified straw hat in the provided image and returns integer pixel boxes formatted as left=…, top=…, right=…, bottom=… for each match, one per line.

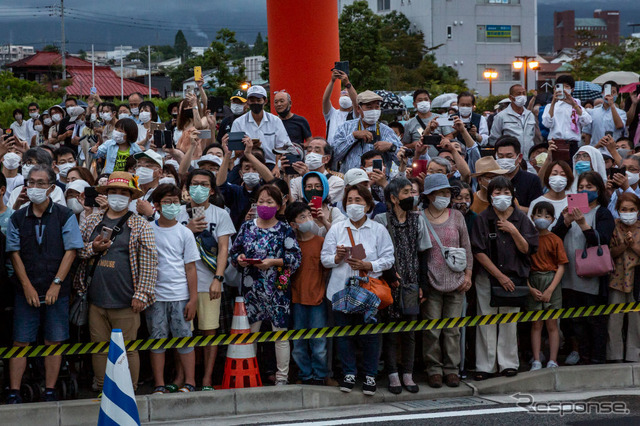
left=471, top=157, right=510, bottom=178
left=96, top=171, right=144, bottom=199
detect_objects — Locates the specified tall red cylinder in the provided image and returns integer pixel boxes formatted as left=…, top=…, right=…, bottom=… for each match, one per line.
left=266, top=0, right=341, bottom=137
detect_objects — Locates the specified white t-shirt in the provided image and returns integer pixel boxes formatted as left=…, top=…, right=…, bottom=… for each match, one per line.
left=4, top=175, right=24, bottom=205
left=324, top=107, right=351, bottom=145
left=177, top=204, right=236, bottom=293
left=151, top=221, right=200, bottom=302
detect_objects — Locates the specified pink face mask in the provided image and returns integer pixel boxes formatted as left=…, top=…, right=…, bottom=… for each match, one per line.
left=257, top=205, right=278, bottom=220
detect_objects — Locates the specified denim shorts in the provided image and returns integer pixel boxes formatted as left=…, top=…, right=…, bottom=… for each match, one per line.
left=145, top=300, right=193, bottom=354
left=13, top=294, right=70, bottom=343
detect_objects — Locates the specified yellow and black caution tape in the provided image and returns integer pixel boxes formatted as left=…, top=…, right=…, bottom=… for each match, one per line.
left=1, top=302, right=639, bottom=359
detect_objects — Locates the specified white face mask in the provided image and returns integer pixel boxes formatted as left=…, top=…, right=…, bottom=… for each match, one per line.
left=27, top=186, right=50, bottom=205
left=112, top=130, right=126, bottom=144
left=620, top=212, right=638, bottom=226
left=627, top=171, right=640, bottom=187
left=416, top=101, right=431, bottom=114
left=491, top=195, right=512, bottom=212
left=29, top=112, right=39, bottom=119
left=43, top=118, right=52, bottom=126
left=102, top=112, right=112, bottom=122
left=58, top=162, right=76, bottom=178
left=34, top=125, right=43, bottom=132
left=66, top=197, right=84, bottom=214
left=346, top=203, right=366, bottom=222
left=458, top=106, right=472, bottom=118
left=3, top=152, right=21, bottom=170
left=513, top=95, right=527, bottom=107
left=107, top=193, right=130, bottom=212
left=21, top=164, right=34, bottom=179
left=130, top=107, right=139, bottom=116
left=52, top=113, right=62, bottom=123
left=14, top=114, right=22, bottom=121
left=305, top=152, right=324, bottom=170
left=139, top=111, right=152, bottom=123
left=362, top=109, right=381, bottom=124
left=339, top=96, right=353, bottom=109
left=118, top=113, right=131, bottom=120
left=496, top=157, right=517, bottom=173
left=136, top=166, right=155, bottom=185
left=298, top=220, right=320, bottom=235
left=548, top=175, right=567, bottom=192
left=159, top=176, right=176, bottom=185
left=230, top=103, right=245, bottom=116
left=242, top=172, right=260, bottom=188
left=432, top=195, right=451, bottom=210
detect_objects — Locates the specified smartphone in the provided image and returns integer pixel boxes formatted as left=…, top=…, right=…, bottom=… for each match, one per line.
left=247, top=203, right=257, bottom=220
left=90, top=86, right=97, bottom=95
left=84, top=187, right=100, bottom=207
left=553, top=139, right=571, bottom=163
left=605, top=131, right=614, bottom=137
left=350, top=243, right=366, bottom=260
left=207, top=97, right=225, bottom=114
left=555, top=83, right=565, bottom=100
left=311, top=196, right=322, bottom=210
left=199, top=129, right=212, bottom=139
left=194, top=66, right=202, bottom=81
left=149, top=122, right=166, bottom=132
left=372, top=159, right=383, bottom=171
left=228, top=131, right=245, bottom=151
left=101, top=226, right=113, bottom=240
left=284, top=153, right=301, bottom=175
left=192, top=206, right=206, bottom=218
left=422, top=135, right=441, bottom=146
left=245, top=258, right=263, bottom=265
left=567, top=193, right=590, bottom=214
left=411, top=159, right=428, bottom=178
left=604, top=84, right=612, bottom=97
left=4, top=128, right=12, bottom=136
left=607, top=166, right=626, bottom=180
left=403, top=148, right=415, bottom=158
left=333, top=61, right=350, bottom=76
left=480, top=147, right=495, bottom=158
left=436, top=116, right=455, bottom=127
left=153, top=129, right=165, bottom=148
left=343, top=246, right=352, bottom=259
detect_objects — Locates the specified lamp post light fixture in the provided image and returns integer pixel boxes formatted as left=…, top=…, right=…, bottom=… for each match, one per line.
left=483, top=69, right=498, bottom=95
left=513, top=56, right=539, bottom=92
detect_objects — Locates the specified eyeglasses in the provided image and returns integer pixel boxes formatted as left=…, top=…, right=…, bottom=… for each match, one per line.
left=160, top=201, right=180, bottom=206
left=575, top=153, right=591, bottom=161
left=26, top=180, right=51, bottom=189
left=305, top=184, right=323, bottom=191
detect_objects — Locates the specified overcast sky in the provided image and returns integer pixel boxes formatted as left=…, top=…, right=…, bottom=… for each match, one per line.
left=0, top=0, right=636, bottom=53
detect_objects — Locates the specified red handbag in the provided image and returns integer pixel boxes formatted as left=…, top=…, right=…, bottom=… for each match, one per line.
left=346, top=228, right=393, bottom=309
left=574, top=230, right=614, bottom=278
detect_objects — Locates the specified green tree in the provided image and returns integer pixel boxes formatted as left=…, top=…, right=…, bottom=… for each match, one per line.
left=571, top=37, right=640, bottom=81
left=260, top=36, right=269, bottom=81
left=174, top=30, right=190, bottom=61
left=253, top=32, right=266, bottom=56
left=228, top=41, right=253, bottom=60
left=42, top=44, right=59, bottom=53
left=338, top=0, right=390, bottom=90
left=78, top=49, right=87, bottom=60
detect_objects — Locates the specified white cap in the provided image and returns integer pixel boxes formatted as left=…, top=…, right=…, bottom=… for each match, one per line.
left=247, top=85, right=267, bottom=99
left=343, top=168, right=370, bottom=186
left=197, top=154, right=223, bottom=167
left=134, top=149, right=163, bottom=168
left=65, top=179, right=90, bottom=195
left=164, top=159, right=180, bottom=170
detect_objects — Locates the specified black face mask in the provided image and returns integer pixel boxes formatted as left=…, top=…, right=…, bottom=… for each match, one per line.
left=277, top=107, right=291, bottom=119
left=304, top=189, right=323, bottom=202
left=182, top=109, right=194, bottom=119
left=398, top=196, right=414, bottom=212
left=171, top=113, right=178, bottom=118
left=249, top=103, right=264, bottom=114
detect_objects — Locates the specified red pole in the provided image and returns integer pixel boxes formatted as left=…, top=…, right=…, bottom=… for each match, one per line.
left=266, top=0, right=341, bottom=136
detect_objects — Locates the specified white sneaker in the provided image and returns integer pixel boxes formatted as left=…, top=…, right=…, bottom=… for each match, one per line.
left=530, top=360, right=542, bottom=371
left=565, top=351, right=580, bottom=365
left=546, top=360, right=559, bottom=368
left=274, top=379, right=288, bottom=386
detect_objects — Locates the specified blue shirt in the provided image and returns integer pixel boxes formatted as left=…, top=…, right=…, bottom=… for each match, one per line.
left=331, top=119, right=401, bottom=173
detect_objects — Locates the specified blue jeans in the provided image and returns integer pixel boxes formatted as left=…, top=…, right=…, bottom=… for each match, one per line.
left=292, top=302, right=329, bottom=381
left=13, top=294, right=69, bottom=343
left=333, top=310, right=380, bottom=377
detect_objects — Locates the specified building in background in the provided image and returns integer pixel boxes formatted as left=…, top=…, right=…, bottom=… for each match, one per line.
left=554, top=9, right=620, bottom=52
left=338, top=0, right=537, bottom=96
left=0, top=45, right=35, bottom=65
left=244, top=55, right=265, bottom=82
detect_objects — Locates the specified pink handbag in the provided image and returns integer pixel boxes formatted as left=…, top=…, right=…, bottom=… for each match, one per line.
left=574, top=230, right=614, bottom=278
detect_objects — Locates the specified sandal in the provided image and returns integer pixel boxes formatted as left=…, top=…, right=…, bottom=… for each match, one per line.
left=474, top=371, right=490, bottom=381
left=165, top=383, right=179, bottom=393
left=152, top=386, right=168, bottom=395
left=502, top=368, right=518, bottom=377
left=201, top=385, right=215, bottom=391
left=179, top=383, right=196, bottom=392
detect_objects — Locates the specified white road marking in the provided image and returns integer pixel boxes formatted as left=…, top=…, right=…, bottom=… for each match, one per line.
left=271, top=406, right=529, bottom=425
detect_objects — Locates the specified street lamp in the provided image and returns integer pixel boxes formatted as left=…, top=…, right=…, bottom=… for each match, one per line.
left=512, top=56, right=538, bottom=92
left=483, top=69, right=498, bottom=95
left=241, top=82, right=251, bottom=91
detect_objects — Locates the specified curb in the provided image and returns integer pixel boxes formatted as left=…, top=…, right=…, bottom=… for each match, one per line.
left=1, top=363, right=638, bottom=425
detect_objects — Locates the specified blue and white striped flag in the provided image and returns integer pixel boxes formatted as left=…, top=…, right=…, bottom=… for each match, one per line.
left=98, top=329, right=140, bottom=426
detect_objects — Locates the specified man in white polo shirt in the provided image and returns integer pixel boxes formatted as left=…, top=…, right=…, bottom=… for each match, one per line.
left=230, top=85, right=291, bottom=168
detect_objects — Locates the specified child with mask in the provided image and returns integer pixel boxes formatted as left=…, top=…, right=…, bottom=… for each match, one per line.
left=527, top=201, right=568, bottom=371
left=285, top=201, right=330, bottom=386
left=91, top=118, right=142, bottom=174
left=148, top=183, right=199, bottom=394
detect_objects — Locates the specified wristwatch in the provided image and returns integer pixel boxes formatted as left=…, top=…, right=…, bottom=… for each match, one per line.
left=52, top=277, right=62, bottom=285
left=388, top=144, right=397, bottom=153
left=214, top=275, right=224, bottom=283
left=345, top=83, right=352, bottom=89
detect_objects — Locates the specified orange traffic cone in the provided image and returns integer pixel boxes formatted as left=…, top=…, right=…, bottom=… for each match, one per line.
left=221, top=297, right=262, bottom=389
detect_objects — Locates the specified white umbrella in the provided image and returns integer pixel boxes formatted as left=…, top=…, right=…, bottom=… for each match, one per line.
left=592, top=71, right=640, bottom=85
left=431, top=93, right=458, bottom=109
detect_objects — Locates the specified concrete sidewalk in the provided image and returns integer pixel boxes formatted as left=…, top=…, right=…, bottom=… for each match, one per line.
left=2, top=363, right=639, bottom=425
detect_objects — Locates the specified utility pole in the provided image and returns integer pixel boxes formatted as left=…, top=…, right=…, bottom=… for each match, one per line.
left=148, top=45, right=152, bottom=98
left=91, top=44, right=95, bottom=89
left=61, top=0, right=66, bottom=80
left=120, top=45, right=124, bottom=101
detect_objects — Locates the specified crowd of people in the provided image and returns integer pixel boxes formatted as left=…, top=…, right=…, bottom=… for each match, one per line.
left=1, top=69, right=639, bottom=403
